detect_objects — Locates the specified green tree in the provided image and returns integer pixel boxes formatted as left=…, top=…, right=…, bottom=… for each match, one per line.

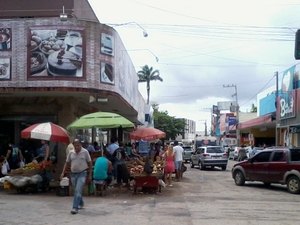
left=152, top=104, right=185, bottom=140
left=137, top=65, right=163, bottom=104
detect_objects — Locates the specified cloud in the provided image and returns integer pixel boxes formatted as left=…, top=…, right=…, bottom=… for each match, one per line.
left=90, top=0, right=300, bottom=131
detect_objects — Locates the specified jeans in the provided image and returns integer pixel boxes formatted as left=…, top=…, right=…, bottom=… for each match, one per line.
left=116, top=163, right=129, bottom=185
left=70, top=171, right=86, bottom=209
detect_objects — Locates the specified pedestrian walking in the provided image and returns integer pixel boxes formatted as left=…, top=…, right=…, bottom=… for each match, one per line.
left=60, top=139, right=92, bottom=215
left=173, top=140, right=184, bottom=181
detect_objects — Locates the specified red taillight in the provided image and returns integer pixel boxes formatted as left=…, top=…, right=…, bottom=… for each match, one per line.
left=203, top=153, right=210, bottom=157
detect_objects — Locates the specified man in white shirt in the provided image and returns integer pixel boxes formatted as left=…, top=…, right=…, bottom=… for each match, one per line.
left=107, top=137, right=119, bottom=156
left=173, top=140, right=184, bottom=181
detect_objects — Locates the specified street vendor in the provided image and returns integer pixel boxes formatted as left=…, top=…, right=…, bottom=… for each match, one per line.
left=128, top=142, right=142, bottom=159
left=34, top=140, right=49, bottom=163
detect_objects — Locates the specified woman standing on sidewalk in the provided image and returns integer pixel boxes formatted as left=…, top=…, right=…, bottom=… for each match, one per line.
left=163, top=144, right=175, bottom=187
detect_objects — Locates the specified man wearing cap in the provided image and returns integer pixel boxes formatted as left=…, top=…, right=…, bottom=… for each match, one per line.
left=60, top=139, right=92, bottom=215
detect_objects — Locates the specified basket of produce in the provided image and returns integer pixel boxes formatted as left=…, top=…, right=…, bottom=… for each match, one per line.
left=9, top=162, right=42, bottom=177
left=126, top=157, right=164, bottom=178
left=126, top=158, right=145, bottom=177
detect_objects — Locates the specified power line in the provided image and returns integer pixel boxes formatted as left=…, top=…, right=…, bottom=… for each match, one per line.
left=239, top=75, right=276, bottom=107
left=130, top=0, right=300, bottom=27
left=119, top=23, right=295, bottom=42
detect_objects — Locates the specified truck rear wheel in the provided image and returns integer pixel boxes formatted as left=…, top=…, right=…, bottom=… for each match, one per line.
left=234, top=170, right=245, bottom=186
left=287, top=176, right=300, bottom=194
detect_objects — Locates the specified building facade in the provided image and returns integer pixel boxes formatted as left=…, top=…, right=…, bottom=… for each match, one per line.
left=0, top=0, right=146, bottom=156
left=277, top=65, right=300, bottom=147
left=221, top=65, right=300, bottom=148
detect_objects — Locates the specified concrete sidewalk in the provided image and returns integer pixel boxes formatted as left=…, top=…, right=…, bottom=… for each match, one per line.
left=0, top=180, right=184, bottom=225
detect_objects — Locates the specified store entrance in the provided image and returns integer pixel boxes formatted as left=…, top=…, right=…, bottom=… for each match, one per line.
left=0, top=115, right=57, bottom=157
left=0, top=121, right=14, bottom=156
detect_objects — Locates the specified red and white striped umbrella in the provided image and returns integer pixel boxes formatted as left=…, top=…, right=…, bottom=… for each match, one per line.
left=21, top=122, right=70, bottom=144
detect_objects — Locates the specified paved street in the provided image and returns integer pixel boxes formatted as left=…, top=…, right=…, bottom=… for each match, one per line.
left=1, top=160, right=300, bottom=225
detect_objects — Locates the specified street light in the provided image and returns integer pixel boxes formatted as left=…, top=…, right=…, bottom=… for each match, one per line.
left=107, top=22, right=148, bottom=37
left=60, top=6, right=68, bottom=21
left=126, top=48, right=159, bottom=62
left=223, top=84, right=240, bottom=146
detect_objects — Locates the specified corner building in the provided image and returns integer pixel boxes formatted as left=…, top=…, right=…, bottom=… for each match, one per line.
left=0, top=0, right=146, bottom=152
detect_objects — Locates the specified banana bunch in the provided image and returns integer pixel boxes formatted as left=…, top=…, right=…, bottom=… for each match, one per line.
left=22, top=162, right=40, bottom=171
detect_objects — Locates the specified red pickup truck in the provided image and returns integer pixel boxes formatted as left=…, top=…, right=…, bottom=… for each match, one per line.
left=232, top=147, right=300, bottom=194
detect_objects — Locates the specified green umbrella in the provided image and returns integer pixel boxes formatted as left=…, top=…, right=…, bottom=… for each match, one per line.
left=67, top=112, right=134, bottom=129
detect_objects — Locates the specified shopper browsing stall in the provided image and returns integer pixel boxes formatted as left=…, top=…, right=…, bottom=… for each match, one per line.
left=93, top=149, right=113, bottom=185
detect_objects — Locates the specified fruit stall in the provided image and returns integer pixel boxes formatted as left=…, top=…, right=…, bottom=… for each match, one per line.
left=2, top=161, right=53, bottom=193
left=126, top=157, right=165, bottom=193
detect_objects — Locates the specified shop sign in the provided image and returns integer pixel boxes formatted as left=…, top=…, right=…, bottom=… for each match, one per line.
left=138, top=140, right=149, bottom=155
left=227, top=116, right=237, bottom=126
left=212, top=105, right=219, bottom=115
left=280, top=65, right=296, bottom=119
left=289, top=126, right=300, bottom=133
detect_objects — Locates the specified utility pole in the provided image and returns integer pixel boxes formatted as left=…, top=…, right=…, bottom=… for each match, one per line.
left=275, top=71, right=279, bottom=146
left=223, top=84, right=240, bottom=146
left=198, top=120, right=208, bottom=136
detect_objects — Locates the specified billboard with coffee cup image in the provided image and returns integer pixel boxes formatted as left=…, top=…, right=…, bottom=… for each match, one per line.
left=100, top=33, right=114, bottom=56
left=0, top=28, right=11, bottom=51
left=28, top=27, right=84, bottom=79
left=0, top=57, right=11, bottom=80
left=100, top=61, right=114, bottom=85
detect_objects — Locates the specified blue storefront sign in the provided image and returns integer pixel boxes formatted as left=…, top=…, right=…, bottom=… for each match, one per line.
left=280, top=65, right=296, bottom=119
left=228, top=116, right=237, bottom=126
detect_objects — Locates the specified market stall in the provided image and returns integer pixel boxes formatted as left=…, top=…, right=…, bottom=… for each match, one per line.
left=126, top=157, right=165, bottom=194
left=2, top=161, right=53, bottom=193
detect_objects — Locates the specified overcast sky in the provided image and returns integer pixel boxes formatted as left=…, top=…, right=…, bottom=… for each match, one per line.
left=89, top=0, right=300, bottom=131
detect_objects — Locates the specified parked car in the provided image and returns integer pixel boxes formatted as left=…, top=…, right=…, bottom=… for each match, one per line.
left=182, top=146, right=193, bottom=162
left=231, top=147, right=300, bottom=194
left=190, top=146, right=228, bottom=170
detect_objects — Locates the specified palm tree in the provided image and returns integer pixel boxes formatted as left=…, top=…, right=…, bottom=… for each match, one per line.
left=137, top=65, right=163, bottom=104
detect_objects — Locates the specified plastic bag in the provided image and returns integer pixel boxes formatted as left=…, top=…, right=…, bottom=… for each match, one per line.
left=60, top=177, right=69, bottom=187
left=1, top=160, right=9, bottom=175
left=19, top=161, right=25, bottom=168
left=1, top=163, right=8, bottom=175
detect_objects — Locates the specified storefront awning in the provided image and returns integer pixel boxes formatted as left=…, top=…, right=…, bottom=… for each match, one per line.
left=239, top=114, right=274, bottom=129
